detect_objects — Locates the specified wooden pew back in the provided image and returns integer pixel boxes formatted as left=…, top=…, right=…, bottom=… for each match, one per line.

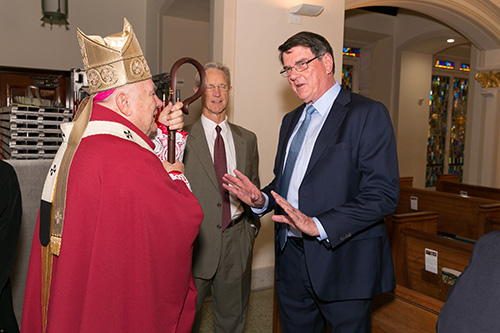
left=437, top=179, right=500, bottom=202
left=386, top=212, right=438, bottom=285
left=399, top=176, right=414, bottom=187
left=436, top=174, right=460, bottom=183
left=401, top=228, right=474, bottom=301
left=397, top=186, right=500, bottom=240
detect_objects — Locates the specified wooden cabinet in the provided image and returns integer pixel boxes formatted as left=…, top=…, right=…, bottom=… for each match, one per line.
left=0, top=66, right=71, bottom=108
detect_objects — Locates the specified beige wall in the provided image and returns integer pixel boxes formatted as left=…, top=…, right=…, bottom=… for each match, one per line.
left=369, top=37, right=395, bottom=113
left=465, top=45, right=484, bottom=185
left=0, top=0, right=147, bottom=71
left=396, top=51, right=433, bottom=188
left=162, top=16, right=210, bottom=124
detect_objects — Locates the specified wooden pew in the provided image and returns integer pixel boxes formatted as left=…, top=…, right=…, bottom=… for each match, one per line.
left=399, top=176, right=414, bottom=187
left=436, top=174, right=500, bottom=202
left=372, top=284, right=444, bottom=333
left=386, top=211, right=474, bottom=299
left=401, top=228, right=474, bottom=301
left=386, top=211, right=438, bottom=285
left=397, top=186, right=500, bottom=240
left=386, top=186, right=488, bottom=301
left=436, top=174, right=460, bottom=183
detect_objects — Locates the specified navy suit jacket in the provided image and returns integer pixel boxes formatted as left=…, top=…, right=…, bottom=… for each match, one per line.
left=437, top=230, right=500, bottom=332
left=262, top=88, right=399, bottom=302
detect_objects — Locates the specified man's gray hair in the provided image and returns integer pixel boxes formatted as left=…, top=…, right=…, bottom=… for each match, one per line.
left=195, top=61, right=231, bottom=87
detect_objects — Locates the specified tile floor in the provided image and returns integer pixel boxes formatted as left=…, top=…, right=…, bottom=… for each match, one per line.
left=199, top=288, right=274, bottom=332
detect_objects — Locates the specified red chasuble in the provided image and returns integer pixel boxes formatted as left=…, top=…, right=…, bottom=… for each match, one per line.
left=21, top=104, right=203, bottom=332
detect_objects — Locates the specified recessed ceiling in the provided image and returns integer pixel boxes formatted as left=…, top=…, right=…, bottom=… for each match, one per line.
left=345, top=7, right=471, bottom=59
left=343, top=26, right=392, bottom=47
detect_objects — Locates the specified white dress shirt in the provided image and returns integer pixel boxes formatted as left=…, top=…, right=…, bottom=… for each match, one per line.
left=201, top=115, right=243, bottom=220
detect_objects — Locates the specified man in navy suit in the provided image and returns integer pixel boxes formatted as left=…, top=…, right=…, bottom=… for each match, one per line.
left=223, top=31, right=399, bottom=332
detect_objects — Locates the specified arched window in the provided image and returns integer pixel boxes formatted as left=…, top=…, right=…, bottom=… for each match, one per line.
left=426, top=58, right=469, bottom=187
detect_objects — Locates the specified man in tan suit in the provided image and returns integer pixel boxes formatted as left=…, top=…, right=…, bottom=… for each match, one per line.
left=184, top=62, right=260, bottom=332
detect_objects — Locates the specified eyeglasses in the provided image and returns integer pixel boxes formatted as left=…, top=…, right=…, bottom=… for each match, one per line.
left=280, top=55, right=323, bottom=78
left=205, top=84, right=230, bottom=91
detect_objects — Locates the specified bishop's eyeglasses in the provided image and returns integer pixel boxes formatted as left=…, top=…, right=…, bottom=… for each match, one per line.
left=280, top=54, right=323, bottom=78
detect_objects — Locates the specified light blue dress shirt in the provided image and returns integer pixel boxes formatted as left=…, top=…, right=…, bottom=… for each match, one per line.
left=254, top=83, right=341, bottom=241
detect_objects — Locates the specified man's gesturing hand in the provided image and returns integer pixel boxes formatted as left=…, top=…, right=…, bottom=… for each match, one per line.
left=271, top=191, right=319, bottom=237
left=222, top=169, right=265, bottom=208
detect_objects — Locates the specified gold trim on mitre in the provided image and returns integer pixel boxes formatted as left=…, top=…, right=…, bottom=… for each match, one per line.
left=77, top=18, right=151, bottom=94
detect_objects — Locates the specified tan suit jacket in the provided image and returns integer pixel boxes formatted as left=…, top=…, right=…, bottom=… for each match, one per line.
left=184, top=118, right=260, bottom=279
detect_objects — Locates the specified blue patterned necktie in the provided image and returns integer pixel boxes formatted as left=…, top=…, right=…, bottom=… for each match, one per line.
left=278, top=104, right=315, bottom=250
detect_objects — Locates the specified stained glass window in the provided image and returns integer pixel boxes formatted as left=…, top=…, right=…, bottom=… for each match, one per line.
left=426, top=75, right=468, bottom=186
left=427, top=76, right=449, bottom=187
left=435, top=60, right=454, bottom=70
left=342, top=65, right=353, bottom=91
left=459, top=63, right=470, bottom=72
left=449, top=78, right=468, bottom=180
left=343, top=47, right=360, bottom=57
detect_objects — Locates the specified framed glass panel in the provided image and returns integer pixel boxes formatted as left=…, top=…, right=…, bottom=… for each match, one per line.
left=426, top=76, right=449, bottom=187
left=426, top=74, right=468, bottom=186
left=449, top=78, right=468, bottom=181
left=342, top=65, right=353, bottom=91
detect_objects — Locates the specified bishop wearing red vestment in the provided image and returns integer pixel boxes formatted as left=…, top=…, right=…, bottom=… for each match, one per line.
left=21, top=18, right=203, bottom=332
